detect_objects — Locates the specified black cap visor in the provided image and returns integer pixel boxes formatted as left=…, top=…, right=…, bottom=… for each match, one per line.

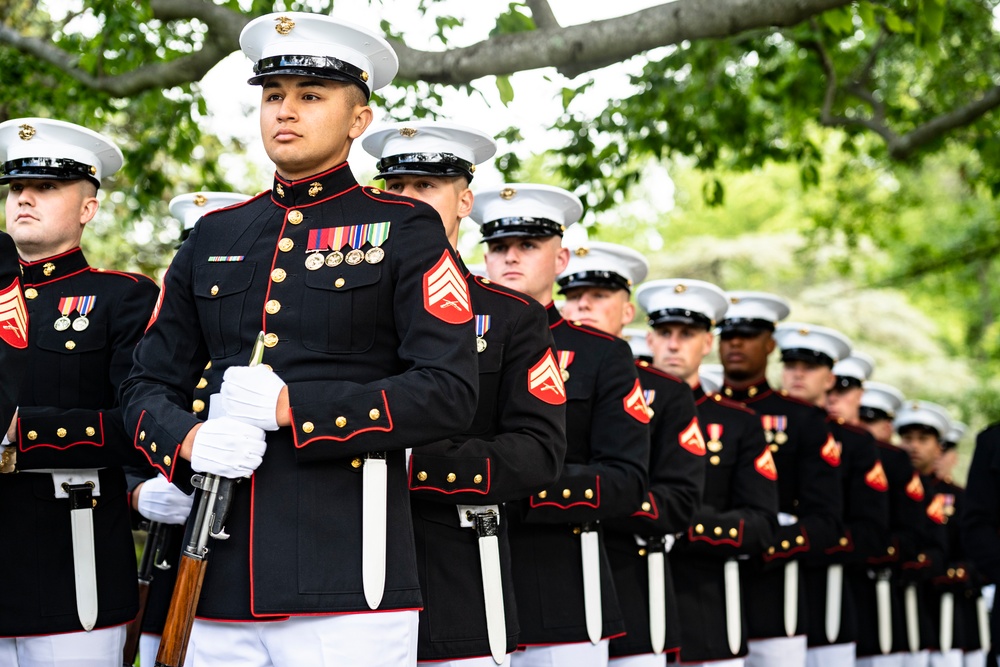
left=718, top=318, right=774, bottom=338
left=250, top=55, right=370, bottom=99
left=1, top=157, right=100, bottom=188
left=647, top=308, right=713, bottom=330
left=480, top=217, right=564, bottom=242
left=781, top=347, right=835, bottom=368
left=859, top=406, right=893, bottom=422
left=833, top=376, right=864, bottom=390
left=376, top=153, right=474, bottom=181
left=557, top=270, right=631, bottom=294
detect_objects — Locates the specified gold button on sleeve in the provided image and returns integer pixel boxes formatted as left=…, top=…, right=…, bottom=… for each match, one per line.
left=538, top=490, right=547, bottom=499
left=56, top=428, right=67, bottom=438
left=584, top=489, right=594, bottom=500
left=781, top=540, right=790, bottom=549
left=85, top=427, right=95, bottom=437
left=335, top=416, right=347, bottom=428
left=768, top=546, right=776, bottom=555
left=446, top=473, right=457, bottom=483
left=139, top=431, right=146, bottom=441
left=917, top=553, right=927, bottom=563
left=839, top=537, right=849, bottom=547
left=473, top=474, right=483, bottom=484
left=150, top=443, right=157, bottom=453
left=638, top=548, right=647, bottom=557
left=641, top=501, right=651, bottom=511
left=162, top=454, right=171, bottom=466
left=196, top=378, right=208, bottom=389
left=26, top=430, right=37, bottom=440
left=562, top=488, right=571, bottom=499
left=351, top=458, right=363, bottom=469
left=695, top=524, right=704, bottom=534
left=302, top=421, right=315, bottom=433
left=796, top=535, right=805, bottom=545
left=369, top=409, right=380, bottom=420
left=887, top=546, right=896, bottom=556
left=192, top=399, right=205, bottom=413
left=416, top=471, right=428, bottom=481
left=714, top=526, right=723, bottom=536
left=730, top=528, right=739, bottom=538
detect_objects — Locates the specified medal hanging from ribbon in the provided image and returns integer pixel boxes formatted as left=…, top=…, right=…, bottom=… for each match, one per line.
left=773, top=415, right=788, bottom=444
left=73, top=295, right=96, bottom=331
left=54, top=296, right=74, bottom=331
left=365, top=222, right=390, bottom=264
left=707, top=423, right=723, bottom=453
left=328, top=226, right=349, bottom=267
left=557, top=350, right=575, bottom=382
left=346, top=224, right=369, bottom=265
left=761, top=415, right=774, bottom=444
left=306, top=227, right=331, bottom=271
left=475, top=314, right=491, bottom=353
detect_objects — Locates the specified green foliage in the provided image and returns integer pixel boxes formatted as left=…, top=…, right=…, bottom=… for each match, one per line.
left=489, top=2, right=535, bottom=37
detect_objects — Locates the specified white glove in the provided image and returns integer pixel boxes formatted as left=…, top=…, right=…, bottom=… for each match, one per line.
left=136, top=473, right=194, bottom=525
left=220, top=366, right=286, bottom=431
left=777, top=512, right=799, bottom=527
left=191, top=416, right=267, bottom=478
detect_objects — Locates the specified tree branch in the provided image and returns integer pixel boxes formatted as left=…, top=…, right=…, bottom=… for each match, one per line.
left=887, top=85, right=1000, bottom=159
left=526, top=0, right=560, bottom=30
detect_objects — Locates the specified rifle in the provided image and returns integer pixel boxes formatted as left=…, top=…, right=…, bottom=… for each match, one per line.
left=123, top=520, right=172, bottom=666
left=154, top=332, right=265, bottom=667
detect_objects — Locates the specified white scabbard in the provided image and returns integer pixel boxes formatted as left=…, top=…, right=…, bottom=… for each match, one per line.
left=580, top=526, right=603, bottom=645
left=905, top=583, right=920, bottom=652
left=784, top=560, right=799, bottom=637
left=939, top=591, right=954, bottom=653
left=67, top=483, right=99, bottom=631
left=825, top=564, right=843, bottom=644
left=724, top=558, right=742, bottom=655
left=875, top=570, right=893, bottom=655
left=362, top=455, right=387, bottom=610
left=459, top=506, right=507, bottom=665
left=977, top=593, right=991, bottom=652
left=646, top=542, right=667, bottom=655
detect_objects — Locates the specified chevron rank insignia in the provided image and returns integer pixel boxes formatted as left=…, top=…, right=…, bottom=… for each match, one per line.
left=527, top=349, right=566, bottom=405
left=622, top=379, right=651, bottom=424
left=678, top=417, right=707, bottom=455
left=865, top=460, right=889, bottom=492
left=820, top=434, right=842, bottom=467
left=0, top=278, right=28, bottom=349
left=906, top=471, right=925, bottom=501
left=755, top=447, right=778, bottom=480
left=423, top=250, right=472, bottom=324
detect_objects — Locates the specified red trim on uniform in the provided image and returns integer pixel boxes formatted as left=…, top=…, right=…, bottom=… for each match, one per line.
left=87, top=267, right=153, bottom=284
left=132, top=411, right=176, bottom=481
left=688, top=518, right=745, bottom=547
left=564, top=319, right=616, bottom=341
left=763, top=528, right=809, bottom=562
left=824, top=529, right=855, bottom=555
left=248, top=471, right=291, bottom=619
left=18, top=412, right=105, bottom=452
left=529, top=476, right=601, bottom=510
left=408, top=458, right=491, bottom=495
left=146, top=267, right=168, bottom=331
left=360, top=187, right=417, bottom=206
left=473, top=275, right=529, bottom=306
left=634, top=360, right=684, bottom=384
left=291, top=390, right=394, bottom=447
left=517, top=630, right=628, bottom=649
left=631, top=491, right=660, bottom=519
left=23, top=266, right=89, bottom=286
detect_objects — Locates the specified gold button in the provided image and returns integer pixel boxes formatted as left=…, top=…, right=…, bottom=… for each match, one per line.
left=335, top=278, right=346, bottom=288
left=163, top=455, right=172, bottom=466
left=714, top=526, right=723, bottom=536
left=351, top=458, right=363, bottom=469
left=24, top=288, right=37, bottom=300
left=481, top=279, right=491, bottom=284
left=265, top=300, right=281, bottom=314
left=572, top=527, right=581, bottom=535
left=730, top=528, right=739, bottom=538
left=562, top=488, right=571, bottom=499
left=85, top=427, right=95, bottom=437
left=205, top=360, right=212, bottom=370
left=917, top=553, right=927, bottom=563
left=770, top=444, right=779, bottom=452
left=271, top=268, right=287, bottom=283
left=150, top=443, right=157, bottom=453
left=710, top=455, right=720, bottom=465
left=446, top=473, right=457, bottom=483
left=56, top=428, right=66, bottom=438
left=947, top=568, right=956, bottom=577
left=65, top=340, right=76, bottom=350
left=781, top=540, right=790, bottom=549
left=538, top=490, right=547, bottom=499
left=638, top=548, right=647, bottom=557
left=335, top=416, right=347, bottom=428
left=139, top=431, right=146, bottom=441
left=302, top=421, right=315, bottom=433
left=887, top=546, right=896, bottom=556
left=641, top=501, right=651, bottom=511
left=768, top=546, right=775, bottom=555
left=27, top=430, right=37, bottom=440
left=210, top=285, right=219, bottom=296
left=584, top=489, right=594, bottom=499
left=839, top=537, right=849, bottom=547
left=43, top=262, right=55, bottom=276
left=196, top=377, right=208, bottom=389
left=263, top=332, right=279, bottom=347
left=369, top=409, right=380, bottom=421
left=796, top=535, right=805, bottom=545
left=288, top=210, right=303, bottom=224
left=957, top=567, right=966, bottom=577
left=278, top=237, right=294, bottom=252
left=473, top=474, right=483, bottom=484
left=416, top=471, right=428, bottom=481
left=695, top=523, right=704, bottom=534
left=193, top=399, right=205, bottom=413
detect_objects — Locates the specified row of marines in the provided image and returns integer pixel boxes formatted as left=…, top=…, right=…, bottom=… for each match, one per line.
left=0, top=10, right=998, bottom=667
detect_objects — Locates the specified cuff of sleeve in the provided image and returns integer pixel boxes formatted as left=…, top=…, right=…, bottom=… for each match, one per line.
left=17, top=413, right=105, bottom=451
left=408, top=454, right=491, bottom=494
left=134, top=410, right=196, bottom=484
left=291, top=389, right=392, bottom=447
left=825, top=530, right=855, bottom=555
left=630, top=492, right=659, bottom=519
left=763, top=526, right=809, bottom=561
left=529, top=476, right=600, bottom=510
left=689, top=518, right=745, bottom=547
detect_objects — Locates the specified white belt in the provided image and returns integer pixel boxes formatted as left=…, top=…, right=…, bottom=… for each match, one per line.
left=25, top=469, right=102, bottom=631
left=905, top=582, right=920, bottom=652
left=458, top=505, right=506, bottom=665
left=784, top=560, right=799, bottom=637
left=939, top=591, right=954, bottom=652
left=874, top=569, right=893, bottom=655
left=825, top=563, right=843, bottom=643
left=580, top=524, right=602, bottom=645
left=362, top=453, right=387, bottom=610
left=724, top=558, right=742, bottom=655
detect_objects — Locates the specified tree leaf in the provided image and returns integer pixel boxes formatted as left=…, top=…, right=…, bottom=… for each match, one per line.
left=496, top=74, right=515, bottom=105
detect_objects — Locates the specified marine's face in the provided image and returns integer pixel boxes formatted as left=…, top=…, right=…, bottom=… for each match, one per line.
left=719, top=330, right=774, bottom=382
left=647, top=323, right=713, bottom=385
left=560, top=286, right=634, bottom=337
left=382, top=174, right=471, bottom=247
left=484, top=235, right=568, bottom=306
left=4, top=178, right=97, bottom=260
left=259, top=75, right=371, bottom=180
left=781, top=359, right=835, bottom=406
left=899, top=427, right=942, bottom=475
left=826, top=386, right=863, bottom=422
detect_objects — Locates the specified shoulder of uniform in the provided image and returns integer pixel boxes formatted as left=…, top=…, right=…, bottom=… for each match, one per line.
left=714, top=395, right=756, bottom=415
left=775, top=390, right=823, bottom=412
left=832, top=419, right=873, bottom=438
left=359, top=185, right=416, bottom=207
left=564, top=319, right=617, bottom=342
left=88, top=267, right=157, bottom=286
left=978, top=422, right=1000, bottom=441
left=202, top=193, right=267, bottom=220
left=634, top=361, right=684, bottom=384
left=471, top=275, right=531, bottom=307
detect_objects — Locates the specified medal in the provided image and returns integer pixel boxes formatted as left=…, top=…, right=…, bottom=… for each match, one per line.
left=474, top=314, right=491, bottom=354
left=70, top=295, right=96, bottom=332
left=477, top=337, right=487, bottom=353
left=775, top=431, right=788, bottom=445
left=326, top=251, right=344, bottom=267
left=707, top=423, right=723, bottom=453
left=557, top=350, right=574, bottom=384
left=364, top=222, right=391, bottom=265
left=54, top=316, right=71, bottom=331
left=365, top=247, right=385, bottom=264
left=55, top=296, right=76, bottom=332
left=346, top=249, right=365, bottom=265
left=305, top=252, right=325, bottom=270
left=773, top=416, right=788, bottom=445
left=708, top=440, right=722, bottom=453
left=72, top=315, right=90, bottom=331
left=561, top=369, right=570, bottom=382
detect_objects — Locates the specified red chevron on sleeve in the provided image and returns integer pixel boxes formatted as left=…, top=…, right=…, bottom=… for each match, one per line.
left=423, top=250, right=472, bottom=324
left=678, top=417, right=707, bottom=455
left=865, top=460, right=889, bottom=492
left=623, top=378, right=651, bottom=424
left=0, top=278, right=28, bottom=349
left=755, top=447, right=778, bottom=480
left=528, top=350, right=566, bottom=405
left=820, top=434, right=842, bottom=467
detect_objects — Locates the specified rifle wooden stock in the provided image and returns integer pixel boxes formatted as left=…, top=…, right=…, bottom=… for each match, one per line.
left=122, top=579, right=149, bottom=666
left=124, top=519, right=167, bottom=666
left=154, top=555, right=207, bottom=667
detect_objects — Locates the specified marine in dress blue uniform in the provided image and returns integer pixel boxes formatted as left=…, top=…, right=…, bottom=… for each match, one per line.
left=474, top=186, right=649, bottom=667
left=718, top=294, right=845, bottom=667
left=0, top=118, right=160, bottom=666
left=120, top=13, right=479, bottom=666
left=363, top=121, right=568, bottom=666
left=557, top=249, right=706, bottom=665
left=637, top=279, right=779, bottom=667
left=0, top=230, right=27, bottom=439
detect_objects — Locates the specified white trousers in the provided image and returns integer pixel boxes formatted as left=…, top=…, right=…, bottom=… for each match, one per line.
left=608, top=652, right=666, bottom=666
left=420, top=656, right=512, bottom=667
left=188, top=610, right=419, bottom=666
left=963, top=651, right=985, bottom=667
left=511, top=640, right=610, bottom=667
left=903, top=650, right=930, bottom=667
left=140, top=632, right=194, bottom=667
left=807, top=643, right=856, bottom=667
left=679, top=659, right=745, bottom=667
left=745, top=635, right=807, bottom=667
left=0, top=625, right=127, bottom=667
left=929, top=651, right=963, bottom=667
left=857, top=655, right=905, bottom=667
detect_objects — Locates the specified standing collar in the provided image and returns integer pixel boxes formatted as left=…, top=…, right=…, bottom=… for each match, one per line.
left=722, top=378, right=771, bottom=402
left=545, top=300, right=563, bottom=327
left=271, top=162, right=358, bottom=208
left=20, top=247, right=89, bottom=285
